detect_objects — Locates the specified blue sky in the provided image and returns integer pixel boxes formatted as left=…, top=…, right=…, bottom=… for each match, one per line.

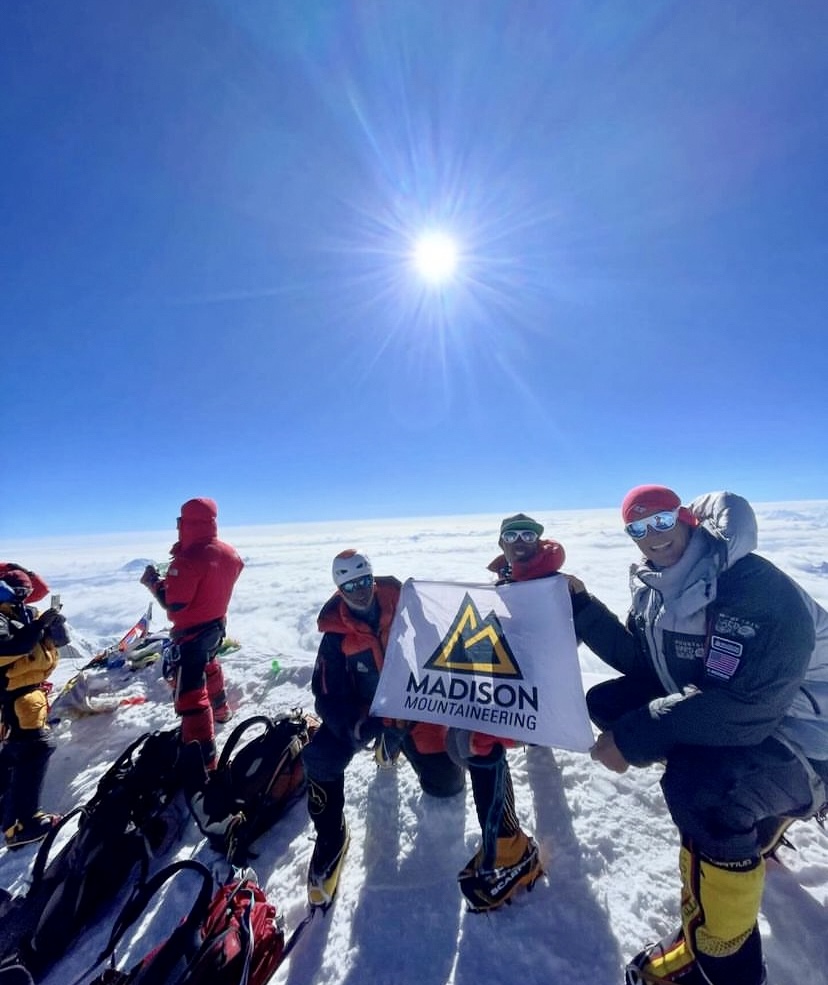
left=3, top=0, right=827, bottom=537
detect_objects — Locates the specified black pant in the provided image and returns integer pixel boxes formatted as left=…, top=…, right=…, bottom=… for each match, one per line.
left=586, top=674, right=664, bottom=731
left=175, top=621, right=224, bottom=693
left=172, top=621, right=225, bottom=765
left=0, top=730, right=56, bottom=830
left=587, top=675, right=818, bottom=860
left=399, top=732, right=465, bottom=798
left=303, top=722, right=463, bottom=837
left=303, top=722, right=462, bottom=795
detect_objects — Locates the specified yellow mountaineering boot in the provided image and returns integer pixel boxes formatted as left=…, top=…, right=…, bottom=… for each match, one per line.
left=625, top=930, right=705, bottom=984
left=626, top=840, right=767, bottom=985
left=307, top=818, right=349, bottom=909
left=458, top=830, right=542, bottom=912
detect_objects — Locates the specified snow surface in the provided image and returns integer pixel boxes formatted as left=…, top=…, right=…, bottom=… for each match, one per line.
left=3, top=503, right=828, bottom=985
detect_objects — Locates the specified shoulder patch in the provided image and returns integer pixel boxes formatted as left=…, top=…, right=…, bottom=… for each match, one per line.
left=705, top=636, right=743, bottom=680
left=714, top=613, right=758, bottom=638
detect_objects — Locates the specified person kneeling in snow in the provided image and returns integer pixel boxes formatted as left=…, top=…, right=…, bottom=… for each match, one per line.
left=140, top=498, right=244, bottom=769
left=447, top=512, right=565, bottom=912
left=0, top=564, right=67, bottom=848
left=567, top=486, right=828, bottom=985
left=303, top=549, right=465, bottom=907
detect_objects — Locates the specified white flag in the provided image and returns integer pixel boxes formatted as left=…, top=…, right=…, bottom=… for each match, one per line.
left=371, top=577, right=593, bottom=752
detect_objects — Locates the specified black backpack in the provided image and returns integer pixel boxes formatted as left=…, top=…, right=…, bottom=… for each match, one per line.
left=189, top=711, right=316, bottom=865
left=88, top=727, right=190, bottom=845
left=85, top=860, right=287, bottom=985
left=83, top=859, right=214, bottom=985
left=0, top=728, right=186, bottom=978
left=0, top=960, right=34, bottom=985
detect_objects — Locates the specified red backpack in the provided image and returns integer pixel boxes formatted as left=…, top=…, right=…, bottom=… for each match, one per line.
left=182, top=877, right=284, bottom=985
left=87, top=861, right=285, bottom=985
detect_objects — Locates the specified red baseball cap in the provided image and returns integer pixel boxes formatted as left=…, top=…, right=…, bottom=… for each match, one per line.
left=621, top=485, right=698, bottom=527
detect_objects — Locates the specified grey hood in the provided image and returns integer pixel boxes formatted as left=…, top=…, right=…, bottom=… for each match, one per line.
left=688, top=491, right=758, bottom=570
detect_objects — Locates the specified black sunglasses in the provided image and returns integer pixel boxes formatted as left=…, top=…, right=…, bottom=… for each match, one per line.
left=340, top=575, right=374, bottom=594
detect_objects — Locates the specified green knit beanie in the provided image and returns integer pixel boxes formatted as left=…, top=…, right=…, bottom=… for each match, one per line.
left=499, top=513, right=544, bottom=537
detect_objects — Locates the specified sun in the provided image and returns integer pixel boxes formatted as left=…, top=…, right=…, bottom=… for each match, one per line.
left=412, top=231, right=459, bottom=284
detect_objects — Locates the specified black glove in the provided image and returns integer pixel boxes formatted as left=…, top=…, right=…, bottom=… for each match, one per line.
left=37, top=608, right=62, bottom=630
left=46, top=613, right=69, bottom=648
left=351, top=716, right=384, bottom=749
left=140, top=565, right=160, bottom=589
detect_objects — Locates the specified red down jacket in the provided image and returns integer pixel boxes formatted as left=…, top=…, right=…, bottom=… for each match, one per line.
left=163, top=498, right=244, bottom=635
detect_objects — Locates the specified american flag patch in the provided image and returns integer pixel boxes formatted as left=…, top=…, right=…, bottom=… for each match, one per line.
left=705, top=636, right=743, bottom=680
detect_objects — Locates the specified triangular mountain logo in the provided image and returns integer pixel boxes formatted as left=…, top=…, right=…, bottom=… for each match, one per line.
left=424, top=593, right=523, bottom=678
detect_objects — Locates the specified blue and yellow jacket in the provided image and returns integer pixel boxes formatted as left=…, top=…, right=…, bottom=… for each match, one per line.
left=0, top=602, right=59, bottom=731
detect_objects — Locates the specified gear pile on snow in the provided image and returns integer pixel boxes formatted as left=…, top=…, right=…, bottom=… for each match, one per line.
left=0, top=728, right=185, bottom=978
left=189, top=710, right=318, bottom=865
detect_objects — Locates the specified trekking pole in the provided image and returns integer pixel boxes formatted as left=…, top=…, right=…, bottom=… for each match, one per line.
left=279, top=906, right=319, bottom=962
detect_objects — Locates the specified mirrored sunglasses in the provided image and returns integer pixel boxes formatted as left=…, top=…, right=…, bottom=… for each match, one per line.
left=625, top=508, right=680, bottom=540
left=501, top=529, right=539, bottom=544
left=340, top=575, right=374, bottom=594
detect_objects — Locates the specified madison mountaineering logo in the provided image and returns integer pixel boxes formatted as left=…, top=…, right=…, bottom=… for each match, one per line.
left=423, top=592, right=523, bottom=679
left=404, top=591, right=538, bottom=732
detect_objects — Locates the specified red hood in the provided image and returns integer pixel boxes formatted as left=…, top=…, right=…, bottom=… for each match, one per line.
left=173, top=497, right=218, bottom=552
left=0, top=563, right=49, bottom=604
left=487, top=539, right=566, bottom=582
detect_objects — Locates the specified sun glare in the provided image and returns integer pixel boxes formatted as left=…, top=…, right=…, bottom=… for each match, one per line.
left=412, top=232, right=459, bottom=284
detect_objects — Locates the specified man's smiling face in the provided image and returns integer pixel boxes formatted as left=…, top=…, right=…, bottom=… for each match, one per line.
left=635, top=519, right=692, bottom=568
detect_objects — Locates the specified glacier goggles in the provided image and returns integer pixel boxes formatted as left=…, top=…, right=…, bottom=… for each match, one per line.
left=625, top=508, right=680, bottom=540
left=501, top=529, right=540, bottom=545
left=0, top=581, right=18, bottom=603
left=339, top=575, right=374, bottom=594
left=0, top=580, right=29, bottom=603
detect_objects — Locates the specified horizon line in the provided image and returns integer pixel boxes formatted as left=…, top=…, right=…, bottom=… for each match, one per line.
left=5, top=497, right=828, bottom=544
